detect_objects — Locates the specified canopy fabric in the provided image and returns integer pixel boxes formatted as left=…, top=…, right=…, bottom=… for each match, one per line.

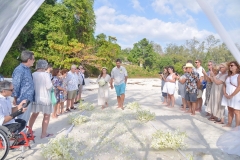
left=196, top=0, right=240, bottom=63
left=0, top=0, right=44, bottom=66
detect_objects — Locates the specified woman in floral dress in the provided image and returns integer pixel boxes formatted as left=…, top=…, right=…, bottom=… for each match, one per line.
left=52, top=69, right=66, bottom=118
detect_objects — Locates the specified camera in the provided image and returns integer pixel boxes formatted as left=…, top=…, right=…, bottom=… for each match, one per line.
left=175, top=72, right=178, bottom=76
left=158, top=72, right=163, bottom=74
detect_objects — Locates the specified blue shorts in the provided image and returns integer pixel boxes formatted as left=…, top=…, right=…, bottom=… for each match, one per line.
left=114, top=83, right=126, bottom=96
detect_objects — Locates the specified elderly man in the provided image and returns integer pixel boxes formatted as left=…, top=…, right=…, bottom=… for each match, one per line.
left=12, top=51, right=35, bottom=123
left=178, top=63, right=200, bottom=115
left=65, top=65, right=78, bottom=111
left=0, top=80, right=27, bottom=133
left=110, top=59, right=128, bottom=110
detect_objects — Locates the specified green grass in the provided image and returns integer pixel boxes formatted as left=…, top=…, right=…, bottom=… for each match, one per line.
left=124, top=65, right=158, bottom=78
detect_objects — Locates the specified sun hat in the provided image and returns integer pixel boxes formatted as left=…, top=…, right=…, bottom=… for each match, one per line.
left=185, top=63, right=194, bottom=68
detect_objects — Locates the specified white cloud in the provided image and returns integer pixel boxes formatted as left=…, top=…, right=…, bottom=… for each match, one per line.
left=131, top=0, right=144, bottom=12
left=151, top=0, right=201, bottom=16
left=95, top=6, right=217, bottom=49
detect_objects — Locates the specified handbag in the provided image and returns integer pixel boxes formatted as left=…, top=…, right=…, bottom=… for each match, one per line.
left=51, top=89, right=57, bottom=105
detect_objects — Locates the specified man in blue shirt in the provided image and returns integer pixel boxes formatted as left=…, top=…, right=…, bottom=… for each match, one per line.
left=12, top=51, right=35, bottom=123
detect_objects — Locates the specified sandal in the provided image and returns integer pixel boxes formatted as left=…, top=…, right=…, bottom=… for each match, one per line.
left=65, top=108, right=71, bottom=112
left=70, top=107, right=77, bottom=110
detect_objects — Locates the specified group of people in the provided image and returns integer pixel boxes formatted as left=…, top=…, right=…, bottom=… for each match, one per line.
left=160, top=59, right=240, bottom=127
left=0, top=51, right=128, bottom=139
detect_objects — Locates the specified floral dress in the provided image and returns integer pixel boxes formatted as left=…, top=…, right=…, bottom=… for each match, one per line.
left=52, top=76, right=62, bottom=103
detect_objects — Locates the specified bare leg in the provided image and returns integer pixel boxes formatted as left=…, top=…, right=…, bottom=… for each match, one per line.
left=117, top=96, right=121, bottom=108
left=60, top=102, right=64, bottom=114
left=234, top=109, right=240, bottom=127
left=70, top=98, right=75, bottom=108
left=181, top=98, right=187, bottom=111
left=120, top=94, right=125, bottom=109
left=52, top=103, right=59, bottom=118
left=170, top=95, right=175, bottom=107
left=162, top=96, right=167, bottom=104
left=28, top=112, right=39, bottom=130
left=41, top=113, right=52, bottom=138
left=223, top=106, right=234, bottom=127
left=191, top=102, right=196, bottom=115
left=186, top=101, right=192, bottom=113
left=66, top=99, right=70, bottom=110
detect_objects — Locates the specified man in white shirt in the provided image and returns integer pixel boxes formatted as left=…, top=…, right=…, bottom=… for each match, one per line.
left=195, top=59, right=204, bottom=112
left=0, top=80, right=27, bottom=133
left=66, top=65, right=78, bottom=111
left=110, top=59, right=128, bottom=110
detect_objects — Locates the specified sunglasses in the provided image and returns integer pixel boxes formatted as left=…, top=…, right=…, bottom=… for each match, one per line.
left=230, top=64, right=236, bottom=67
left=195, top=62, right=199, bottom=63
left=4, top=88, right=14, bottom=92
left=208, top=64, right=212, bottom=66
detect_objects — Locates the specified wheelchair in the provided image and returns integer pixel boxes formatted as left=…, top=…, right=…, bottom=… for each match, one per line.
left=0, top=125, right=35, bottom=160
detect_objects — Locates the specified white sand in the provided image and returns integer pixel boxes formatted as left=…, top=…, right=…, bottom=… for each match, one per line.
left=5, top=78, right=239, bottom=160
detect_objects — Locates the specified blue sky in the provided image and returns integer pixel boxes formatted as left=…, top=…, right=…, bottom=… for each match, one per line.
left=93, top=0, right=240, bottom=50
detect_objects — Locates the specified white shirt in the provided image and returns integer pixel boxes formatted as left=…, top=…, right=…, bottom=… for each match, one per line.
left=66, top=71, right=78, bottom=91
left=0, top=94, right=15, bottom=125
left=196, top=66, right=204, bottom=77
left=111, top=66, right=128, bottom=85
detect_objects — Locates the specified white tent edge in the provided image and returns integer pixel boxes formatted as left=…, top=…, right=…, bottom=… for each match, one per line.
left=0, top=0, right=44, bottom=66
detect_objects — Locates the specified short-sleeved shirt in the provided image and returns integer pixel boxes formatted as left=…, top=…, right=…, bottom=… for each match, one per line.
left=66, top=71, right=78, bottom=91
left=185, top=71, right=199, bottom=93
left=0, top=95, right=15, bottom=125
left=111, top=66, right=128, bottom=86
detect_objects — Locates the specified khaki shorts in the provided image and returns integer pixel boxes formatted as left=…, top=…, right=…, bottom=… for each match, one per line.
left=67, top=90, right=77, bottom=99
left=197, top=89, right=203, bottom=98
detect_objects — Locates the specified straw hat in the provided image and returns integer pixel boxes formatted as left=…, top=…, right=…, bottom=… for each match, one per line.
left=185, top=63, right=194, bottom=68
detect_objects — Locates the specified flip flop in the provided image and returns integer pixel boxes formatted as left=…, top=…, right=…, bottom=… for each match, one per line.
left=70, top=107, right=77, bottom=110
left=41, top=133, right=54, bottom=139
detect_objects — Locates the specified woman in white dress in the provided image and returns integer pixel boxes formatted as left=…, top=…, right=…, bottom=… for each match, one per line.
left=97, top=67, right=111, bottom=109
left=28, top=60, right=53, bottom=138
left=162, top=66, right=177, bottom=108
left=222, top=61, right=240, bottom=127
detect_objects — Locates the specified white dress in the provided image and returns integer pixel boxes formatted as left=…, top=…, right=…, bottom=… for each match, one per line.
left=222, top=74, right=240, bottom=110
left=97, top=74, right=111, bottom=105
left=32, top=72, right=53, bottom=114
left=163, top=74, right=176, bottom=95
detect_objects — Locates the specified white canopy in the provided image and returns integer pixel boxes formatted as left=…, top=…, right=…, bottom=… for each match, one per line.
left=0, top=0, right=44, bottom=66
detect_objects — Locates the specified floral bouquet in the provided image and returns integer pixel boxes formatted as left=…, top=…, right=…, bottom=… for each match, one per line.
left=68, top=113, right=89, bottom=125
left=98, top=79, right=106, bottom=87
left=136, top=109, right=155, bottom=123
left=78, top=102, right=95, bottom=111
left=41, top=136, right=80, bottom=160
left=126, top=101, right=140, bottom=110
left=151, top=129, right=187, bottom=150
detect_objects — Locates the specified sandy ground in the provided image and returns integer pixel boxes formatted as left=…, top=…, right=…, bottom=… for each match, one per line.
left=4, top=78, right=240, bottom=160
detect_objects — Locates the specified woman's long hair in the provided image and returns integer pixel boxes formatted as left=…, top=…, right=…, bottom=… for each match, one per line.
left=100, top=68, right=107, bottom=78
left=227, top=61, right=240, bottom=76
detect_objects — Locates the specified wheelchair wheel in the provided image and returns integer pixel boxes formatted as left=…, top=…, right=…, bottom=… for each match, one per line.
left=0, top=130, right=9, bottom=160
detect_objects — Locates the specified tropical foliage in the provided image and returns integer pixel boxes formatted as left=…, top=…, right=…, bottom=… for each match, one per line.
left=0, top=0, right=237, bottom=77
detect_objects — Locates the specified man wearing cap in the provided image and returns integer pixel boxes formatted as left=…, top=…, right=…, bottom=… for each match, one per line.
left=195, top=59, right=204, bottom=112
left=178, top=63, right=200, bottom=115
left=110, top=59, right=128, bottom=110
